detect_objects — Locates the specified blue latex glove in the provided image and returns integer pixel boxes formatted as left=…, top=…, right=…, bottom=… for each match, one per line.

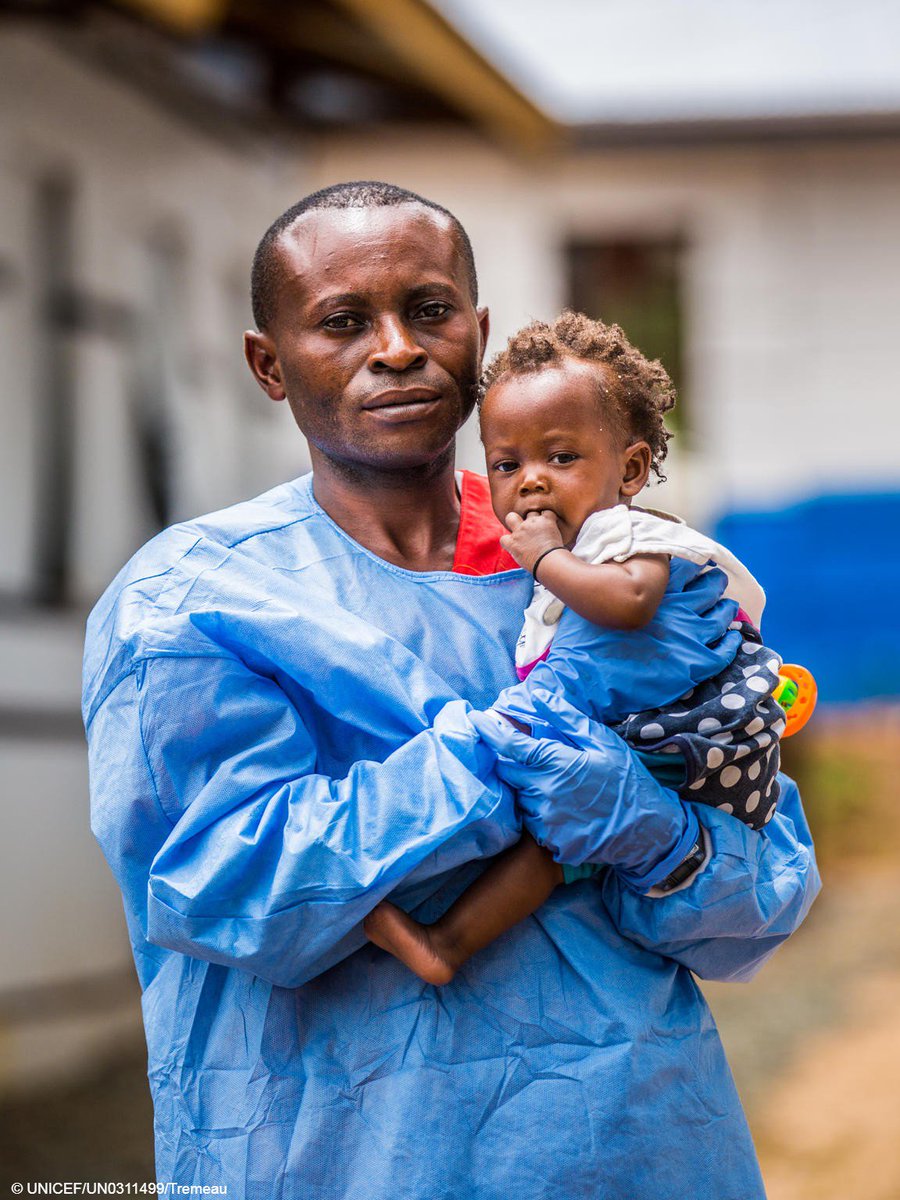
left=498, top=560, right=742, bottom=733
left=469, top=697, right=700, bottom=892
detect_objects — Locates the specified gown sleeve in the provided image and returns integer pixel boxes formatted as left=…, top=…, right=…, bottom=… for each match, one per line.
left=599, top=774, right=821, bottom=982
left=102, top=651, right=518, bottom=989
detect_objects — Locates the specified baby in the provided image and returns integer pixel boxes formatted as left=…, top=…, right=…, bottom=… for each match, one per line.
left=365, top=311, right=788, bottom=986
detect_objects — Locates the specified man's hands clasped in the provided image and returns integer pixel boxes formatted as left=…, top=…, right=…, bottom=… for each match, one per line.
left=468, top=696, right=699, bottom=893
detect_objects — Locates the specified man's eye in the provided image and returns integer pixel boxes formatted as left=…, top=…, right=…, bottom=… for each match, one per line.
left=322, top=313, right=362, bottom=331
left=551, top=453, right=578, bottom=465
left=415, top=301, right=451, bottom=320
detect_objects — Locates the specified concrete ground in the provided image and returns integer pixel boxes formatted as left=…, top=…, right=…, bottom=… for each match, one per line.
left=0, top=1042, right=153, bottom=1186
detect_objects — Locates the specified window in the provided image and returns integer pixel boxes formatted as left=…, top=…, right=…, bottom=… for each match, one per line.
left=130, top=224, right=188, bottom=529
left=566, top=238, right=687, bottom=435
left=33, top=173, right=76, bottom=605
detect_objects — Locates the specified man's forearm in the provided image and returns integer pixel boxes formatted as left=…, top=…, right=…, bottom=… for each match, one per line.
left=94, top=655, right=521, bottom=988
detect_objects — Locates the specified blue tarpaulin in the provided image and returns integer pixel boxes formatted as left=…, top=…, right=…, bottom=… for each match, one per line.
left=715, top=491, right=900, bottom=704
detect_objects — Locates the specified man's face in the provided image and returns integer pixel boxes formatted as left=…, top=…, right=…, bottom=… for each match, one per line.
left=245, top=204, right=489, bottom=474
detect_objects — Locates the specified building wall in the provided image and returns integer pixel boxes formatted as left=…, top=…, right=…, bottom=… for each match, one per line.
left=0, top=26, right=312, bottom=1093
left=0, top=27, right=313, bottom=605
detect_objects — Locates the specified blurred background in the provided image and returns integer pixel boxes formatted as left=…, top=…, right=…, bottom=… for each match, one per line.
left=1, top=1, right=899, bottom=1195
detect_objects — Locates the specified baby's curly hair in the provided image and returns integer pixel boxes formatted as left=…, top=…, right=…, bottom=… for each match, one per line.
left=480, top=311, right=676, bottom=481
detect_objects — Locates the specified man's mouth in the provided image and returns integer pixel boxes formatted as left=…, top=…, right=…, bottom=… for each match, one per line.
left=362, top=388, right=443, bottom=423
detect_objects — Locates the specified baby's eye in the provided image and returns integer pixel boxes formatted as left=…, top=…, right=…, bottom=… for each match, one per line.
left=492, top=460, right=518, bottom=474
left=551, top=452, right=579, bottom=465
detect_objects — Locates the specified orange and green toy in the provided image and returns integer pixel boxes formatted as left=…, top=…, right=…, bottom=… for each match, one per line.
left=774, top=664, right=817, bottom=736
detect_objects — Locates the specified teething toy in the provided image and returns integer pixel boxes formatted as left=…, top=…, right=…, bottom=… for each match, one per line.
left=774, top=664, right=817, bottom=736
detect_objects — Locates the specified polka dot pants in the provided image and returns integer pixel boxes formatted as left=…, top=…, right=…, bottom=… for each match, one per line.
left=613, top=621, right=784, bottom=830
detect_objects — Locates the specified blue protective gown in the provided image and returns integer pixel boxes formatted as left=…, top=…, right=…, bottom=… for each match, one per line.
left=83, top=472, right=820, bottom=1200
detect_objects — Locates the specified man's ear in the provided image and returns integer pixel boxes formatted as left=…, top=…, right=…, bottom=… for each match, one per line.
left=476, top=307, right=490, bottom=365
left=620, top=441, right=652, bottom=497
left=244, top=330, right=285, bottom=402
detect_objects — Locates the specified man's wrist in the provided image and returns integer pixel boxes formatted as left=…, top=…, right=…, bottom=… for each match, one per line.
left=647, top=827, right=711, bottom=897
left=655, top=835, right=706, bottom=892
left=615, top=804, right=701, bottom=894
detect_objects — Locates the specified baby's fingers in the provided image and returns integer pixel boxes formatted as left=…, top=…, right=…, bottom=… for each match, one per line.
left=505, top=512, right=524, bottom=532
left=524, top=509, right=560, bottom=530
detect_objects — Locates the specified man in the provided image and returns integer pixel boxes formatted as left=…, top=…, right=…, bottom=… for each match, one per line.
left=84, top=182, right=819, bottom=1198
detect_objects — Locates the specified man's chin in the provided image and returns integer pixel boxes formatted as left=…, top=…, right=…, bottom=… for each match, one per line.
left=311, top=439, right=457, bottom=485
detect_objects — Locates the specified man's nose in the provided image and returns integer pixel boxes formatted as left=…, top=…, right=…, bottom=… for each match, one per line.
left=368, top=317, right=428, bottom=372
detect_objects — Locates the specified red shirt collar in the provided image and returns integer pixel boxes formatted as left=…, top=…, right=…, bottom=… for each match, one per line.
left=452, top=470, right=520, bottom=576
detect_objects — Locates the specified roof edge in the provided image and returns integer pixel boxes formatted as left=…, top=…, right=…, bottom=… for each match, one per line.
left=332, top=0, right=561, bottom=153
left=574, top=109, right=900, bottom=149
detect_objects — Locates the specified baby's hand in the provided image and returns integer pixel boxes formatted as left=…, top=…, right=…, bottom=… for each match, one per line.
left=500, top=510, right=565, bottom=574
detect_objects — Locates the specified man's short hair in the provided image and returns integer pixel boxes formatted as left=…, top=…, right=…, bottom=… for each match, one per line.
left=251, top=181, right=478, bottom=330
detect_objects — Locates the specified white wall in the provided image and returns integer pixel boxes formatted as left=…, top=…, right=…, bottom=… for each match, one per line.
left=0, top=27, right=313, bottom=606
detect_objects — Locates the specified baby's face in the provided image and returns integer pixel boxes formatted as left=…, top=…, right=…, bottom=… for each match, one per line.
left=480, top=360, right=639, bottom=546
